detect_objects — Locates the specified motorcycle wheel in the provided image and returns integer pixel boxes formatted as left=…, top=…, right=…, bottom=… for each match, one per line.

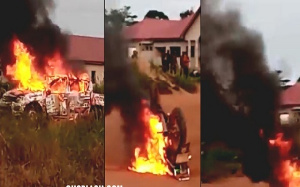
left=166, top=107, right=187, bottom=164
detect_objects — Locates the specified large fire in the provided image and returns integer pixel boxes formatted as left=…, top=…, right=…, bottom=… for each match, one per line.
left=128, top=106, right=172, bottom=175
left=269, top=133, right=300, bottom=187
left=5, top=38, right=88, bottom=92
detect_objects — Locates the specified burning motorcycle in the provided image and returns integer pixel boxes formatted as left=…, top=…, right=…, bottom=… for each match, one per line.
left=129, top=83, right=191, bottom=181
left=158, top=107, right=192, bottom=181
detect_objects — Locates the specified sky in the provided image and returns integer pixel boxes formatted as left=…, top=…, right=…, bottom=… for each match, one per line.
left=51, top=0, right=104, bottom=37
left=106, top=0, right=200, bottom=20
left=221, top=0, right=300, bottom=84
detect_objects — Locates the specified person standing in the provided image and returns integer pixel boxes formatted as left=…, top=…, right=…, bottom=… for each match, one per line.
left=166, top=50, right=172, bottom=72
left=170, top=53, right=178, bottom=74
left=161, top=51, right=168, bottom=72
left=131, top=50, right=138, bottom=60
left=180, top=52, right=185, bottom=76
left=182, top=52, right=190, bottom=78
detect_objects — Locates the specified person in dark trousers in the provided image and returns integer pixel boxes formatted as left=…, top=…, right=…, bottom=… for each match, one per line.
left=182, top=52, right=190, bottom=78
left=166, top=50, right=172, bottom=72
left=180, top=52, right=185, bottom=76
left=170, top=53, right=178, bottom=74
left=161, top=51, right=168, bottom=72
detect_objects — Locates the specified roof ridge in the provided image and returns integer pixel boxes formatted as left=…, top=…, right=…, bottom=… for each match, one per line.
left=70, top=34, right=103, bottom=39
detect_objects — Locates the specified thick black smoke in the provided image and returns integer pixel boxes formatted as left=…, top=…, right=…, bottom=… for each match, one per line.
left=201, top=0, right=281, bottom=182
left=0, top=0, right=71, bottom=74
left=104, top=24, right=149, bottom=164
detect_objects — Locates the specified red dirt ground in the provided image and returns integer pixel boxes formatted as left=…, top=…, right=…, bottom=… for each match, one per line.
left=201, top=177, right=269, bottom=187
left=105, top=83, right=270, bottom=186
left=105, top=86, right=200, bottom=187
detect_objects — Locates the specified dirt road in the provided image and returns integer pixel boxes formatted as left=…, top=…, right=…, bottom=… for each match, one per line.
left=105, top=87, right=201, bottom=187
left=201, top=177, right=269, bottom=187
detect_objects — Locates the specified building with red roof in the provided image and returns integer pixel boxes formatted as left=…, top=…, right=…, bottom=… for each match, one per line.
left=68, top=35, right=104, bottom=84
left=281, top=83, right=300, bottom=108
left=123, top=6, right=200, bottom=69
left=279, top=83, right=300, bottom=125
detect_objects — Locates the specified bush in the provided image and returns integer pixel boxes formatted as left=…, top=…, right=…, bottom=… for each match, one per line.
left=0, top=116, right=104, bottom=186
left=173, top=74, right=198, bottom=93
left=93, top=83, right=104, bottom=94
left=201, top=146, right=242, bottom=183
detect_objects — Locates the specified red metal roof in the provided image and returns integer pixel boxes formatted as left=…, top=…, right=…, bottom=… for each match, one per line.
left=68, top=35, right=104, bottom=64
left=123, top=6, right=200, bottom=41
left=281, top=83, right=300, bottom=106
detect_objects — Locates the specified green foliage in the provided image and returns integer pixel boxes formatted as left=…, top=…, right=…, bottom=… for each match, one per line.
left=201, top=146, right=242, bottom=182
left=105, top=6, right=138, bottom=29
left=173, top=73, right=198, bottom=93
left=93, top=82, right=104, bottom=94
left=0, top=116, right=104, bottom=186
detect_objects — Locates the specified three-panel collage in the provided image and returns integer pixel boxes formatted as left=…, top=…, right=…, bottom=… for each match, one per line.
left=0, top=0, right=299, bottom=186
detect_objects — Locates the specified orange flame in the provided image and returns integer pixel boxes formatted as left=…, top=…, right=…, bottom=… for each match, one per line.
left=128, top=106, right=172, bottom=175
left=6, top=39, right=45, bottom=91
left=5, top=38, right=89, bottom=93
left=269, top=133, right=300, bottom=187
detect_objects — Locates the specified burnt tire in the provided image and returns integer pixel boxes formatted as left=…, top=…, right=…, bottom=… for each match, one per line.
left=24, top=102, right=43, bottom=121
left=166, top=107, right=187, bottom=163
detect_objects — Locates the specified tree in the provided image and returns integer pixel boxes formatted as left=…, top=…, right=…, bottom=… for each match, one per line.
left=105, top=6, right=138, bottom=29
left=276, top=70, right=291, bottom=89
left=180, top=9, right=194, bottom=19
left=144, top=10, right=169, bottom=20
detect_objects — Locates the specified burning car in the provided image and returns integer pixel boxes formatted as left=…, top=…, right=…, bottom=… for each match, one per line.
left=0, top=39, right=104, bottom=121
left=0, top=75, right=104, bottom=121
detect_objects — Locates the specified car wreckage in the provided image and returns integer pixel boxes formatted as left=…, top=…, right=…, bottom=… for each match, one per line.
left=0, top=75, right=104, bottom=121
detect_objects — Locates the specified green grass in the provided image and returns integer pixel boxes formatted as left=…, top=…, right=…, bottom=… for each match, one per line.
left=201, top=145, right=242, bottom=183
left=93, top=82, right=104, bottom=94
left=0, top=115, right=104, bottom=186
left=172, top=73, right=198, bottom=93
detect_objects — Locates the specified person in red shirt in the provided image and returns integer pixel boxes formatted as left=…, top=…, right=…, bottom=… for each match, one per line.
left=180, top=52, right=190, bottom=78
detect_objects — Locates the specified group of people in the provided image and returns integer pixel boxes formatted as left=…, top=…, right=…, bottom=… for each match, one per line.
left=161, top=50, right=190, bottom=78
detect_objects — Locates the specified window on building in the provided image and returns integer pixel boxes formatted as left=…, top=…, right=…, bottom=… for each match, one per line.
left=170, top=46, right=181, bottom=57
left=191, top=46, right=195, bottom=57
left=91, top=71, right=96, bottom=84
left=186, top=46, right=195, bottom=57
left=140, top=43, right=153, bottom=51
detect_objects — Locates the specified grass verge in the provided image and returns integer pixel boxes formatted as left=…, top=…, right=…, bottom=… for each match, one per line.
left=0, top=116, right=104, bottom=186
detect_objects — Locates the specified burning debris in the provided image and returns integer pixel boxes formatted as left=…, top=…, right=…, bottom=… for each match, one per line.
left=128, top=106, right=172, bottom=175
left=201, top=0, right=285, bottom=184
left=0, top=0, right=72, bottom=74
left=268, top=133, right=300, bottom=186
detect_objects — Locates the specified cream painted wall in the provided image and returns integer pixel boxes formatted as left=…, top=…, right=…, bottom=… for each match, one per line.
left=185, top=14, right=200, bottom=41
left=85, top=64, right=104, bottom=85
left=132, top=41, right=199, bottom=69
